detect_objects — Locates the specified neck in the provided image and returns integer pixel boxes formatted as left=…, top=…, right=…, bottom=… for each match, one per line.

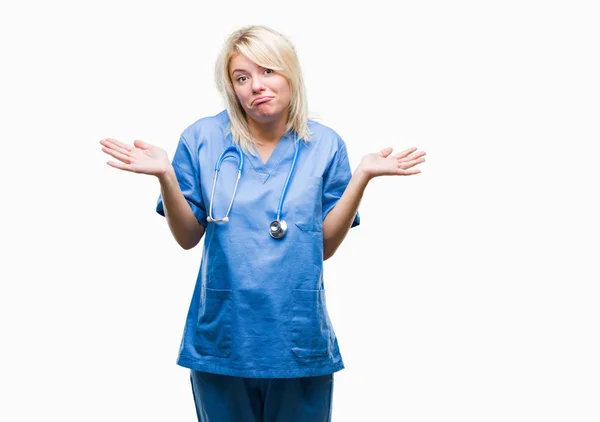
left=247, top=113, right=289, bottom=146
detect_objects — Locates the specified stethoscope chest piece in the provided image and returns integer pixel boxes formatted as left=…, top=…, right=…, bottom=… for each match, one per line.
left=209, top=137, right=301, bottom=240
left=269, top=220, right=288, bottom=239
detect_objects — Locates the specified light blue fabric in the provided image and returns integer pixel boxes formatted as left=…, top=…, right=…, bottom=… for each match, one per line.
left=157, top=110, right=360, bottom=378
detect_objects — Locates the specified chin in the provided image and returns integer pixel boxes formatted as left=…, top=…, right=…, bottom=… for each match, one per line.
left=252, top=109, right=284, bottom=122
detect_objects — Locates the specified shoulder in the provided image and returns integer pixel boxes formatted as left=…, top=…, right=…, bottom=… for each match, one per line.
left=306, top=119, right=348, bottom=158
left=180, top=110, right=230, bottom=147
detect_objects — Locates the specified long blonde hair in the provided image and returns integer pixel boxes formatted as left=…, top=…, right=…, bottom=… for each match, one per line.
left=214, top=25, right=311, bottom=153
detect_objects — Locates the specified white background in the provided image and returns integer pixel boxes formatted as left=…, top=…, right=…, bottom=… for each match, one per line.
left=1, top=0, right=599, bottom=421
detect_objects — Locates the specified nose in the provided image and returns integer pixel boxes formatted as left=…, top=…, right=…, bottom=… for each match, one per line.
left=251, top=75, right=265, bottom=94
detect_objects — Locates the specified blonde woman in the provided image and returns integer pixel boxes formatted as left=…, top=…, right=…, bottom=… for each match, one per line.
left=100, top=25, right=425, bottom=422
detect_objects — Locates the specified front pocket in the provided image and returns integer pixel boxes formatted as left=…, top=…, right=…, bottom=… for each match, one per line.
left=194, top=287, right=233, bottom=358
left=291, top=289, right=330, bottom=358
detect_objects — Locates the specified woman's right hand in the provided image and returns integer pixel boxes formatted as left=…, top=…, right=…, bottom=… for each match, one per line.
left=100, top=138, right=172, bottom=177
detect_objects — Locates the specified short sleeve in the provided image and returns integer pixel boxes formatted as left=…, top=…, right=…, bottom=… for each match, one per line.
left=156, top=135, right=208, bottom=227
left=321, top=140, right=360, bottom=228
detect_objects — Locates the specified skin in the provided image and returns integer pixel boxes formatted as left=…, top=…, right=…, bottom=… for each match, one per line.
left=229, top=53, right=292, bottom=163
left=322, top=145, right=425, bottom=259
left=100, top=55, right=426, bottom=257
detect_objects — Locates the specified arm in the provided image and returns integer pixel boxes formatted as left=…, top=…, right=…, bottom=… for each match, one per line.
left=100, top=137, right=206, bottom=250
left=322, top=146, right=426, bottom=261
left=157, top=167, right=206, bottom=250
left=322, top=169, right=368, bottom=261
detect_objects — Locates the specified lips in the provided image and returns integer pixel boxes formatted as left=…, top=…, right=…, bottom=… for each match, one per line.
left=252, top=96, right=273, bottom=105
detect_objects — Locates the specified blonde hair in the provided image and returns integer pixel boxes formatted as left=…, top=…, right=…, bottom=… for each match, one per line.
left=215, top=25, right=311, bottom=153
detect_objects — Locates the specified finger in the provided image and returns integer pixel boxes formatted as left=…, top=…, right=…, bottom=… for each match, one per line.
left=100, top=138, right=132, bottom=156
left=399, top=157, right=426, bottom=169
left=392, top=147, right=418, bottom=159
left=398, top=151, right=426, bottom=162
left=106, top=160, right=134, bottom=172
left=397, top=168, right=421, bottom=175
left=102, top=147, right=132, bottom=164
left=100, top=140, right=132, bottom=157
left=100, top=138, right=133, bottom=152
left=379, top=147, right=393, bottom=158
left=134, top=139, right=151, bottom=150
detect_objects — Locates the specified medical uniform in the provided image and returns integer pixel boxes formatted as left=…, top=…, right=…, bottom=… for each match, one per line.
left=156, top=110, right=359, bottom=419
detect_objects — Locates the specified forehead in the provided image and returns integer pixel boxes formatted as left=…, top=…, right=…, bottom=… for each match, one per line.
left=229, top=53, right=260, bottom=74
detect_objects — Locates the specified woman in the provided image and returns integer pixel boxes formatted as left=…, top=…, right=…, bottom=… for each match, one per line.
left=100, top=25, right=425, bottom=422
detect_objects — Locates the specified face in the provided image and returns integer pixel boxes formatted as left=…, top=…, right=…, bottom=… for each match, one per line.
left=229, top=53, right=292, bottom=126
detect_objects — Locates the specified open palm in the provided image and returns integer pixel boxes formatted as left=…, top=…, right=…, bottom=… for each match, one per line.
left=100, top=138, right=171, bottom=176
left=359, top=146, right=426, bottom=179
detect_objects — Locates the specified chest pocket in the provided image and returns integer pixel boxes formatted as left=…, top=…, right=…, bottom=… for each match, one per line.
left=292, top=176, right=323, bottom=233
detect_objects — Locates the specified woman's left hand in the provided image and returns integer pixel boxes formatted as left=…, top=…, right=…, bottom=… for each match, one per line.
left=358, top=147, right=426, bottom=180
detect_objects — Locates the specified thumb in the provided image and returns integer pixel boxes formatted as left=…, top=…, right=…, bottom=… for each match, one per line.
left=379, top=147, right=393, bottom=158
left=134, top=139, right=151, bottom=150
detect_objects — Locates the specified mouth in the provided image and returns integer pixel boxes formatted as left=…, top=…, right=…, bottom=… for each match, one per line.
left=252, top=96, right=273, bottom=105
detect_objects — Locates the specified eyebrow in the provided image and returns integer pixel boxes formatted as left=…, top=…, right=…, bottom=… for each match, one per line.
left=230, top=69, right=247, bottom=75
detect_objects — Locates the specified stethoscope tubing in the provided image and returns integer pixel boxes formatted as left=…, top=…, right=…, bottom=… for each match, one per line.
left=207, top=146, right=243, bottom=223
left=275, top=140, right=300, bottom=221
left=207, top=139, right=300, bottom=232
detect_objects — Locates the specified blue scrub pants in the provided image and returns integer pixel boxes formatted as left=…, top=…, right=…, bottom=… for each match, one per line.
left=190, top=370, right=334, bottom=422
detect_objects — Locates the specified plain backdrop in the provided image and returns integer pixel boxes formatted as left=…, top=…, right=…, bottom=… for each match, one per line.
left=1, top=0, right=599, bottom=421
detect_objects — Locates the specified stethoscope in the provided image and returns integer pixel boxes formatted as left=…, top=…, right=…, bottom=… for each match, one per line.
left=206, top=139, right=301, bottom=239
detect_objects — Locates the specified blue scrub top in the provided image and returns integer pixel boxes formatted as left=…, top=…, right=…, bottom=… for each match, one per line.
left=156, top=110, right=360, bottom=378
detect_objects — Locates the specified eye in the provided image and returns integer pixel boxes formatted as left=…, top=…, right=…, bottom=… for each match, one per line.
left=264, top=69, right=274, bottom=75
left=236, top=75, right=248, bottom=83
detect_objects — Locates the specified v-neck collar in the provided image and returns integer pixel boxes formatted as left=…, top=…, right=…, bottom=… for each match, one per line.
left=244, top=134, right=294, bottom=184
